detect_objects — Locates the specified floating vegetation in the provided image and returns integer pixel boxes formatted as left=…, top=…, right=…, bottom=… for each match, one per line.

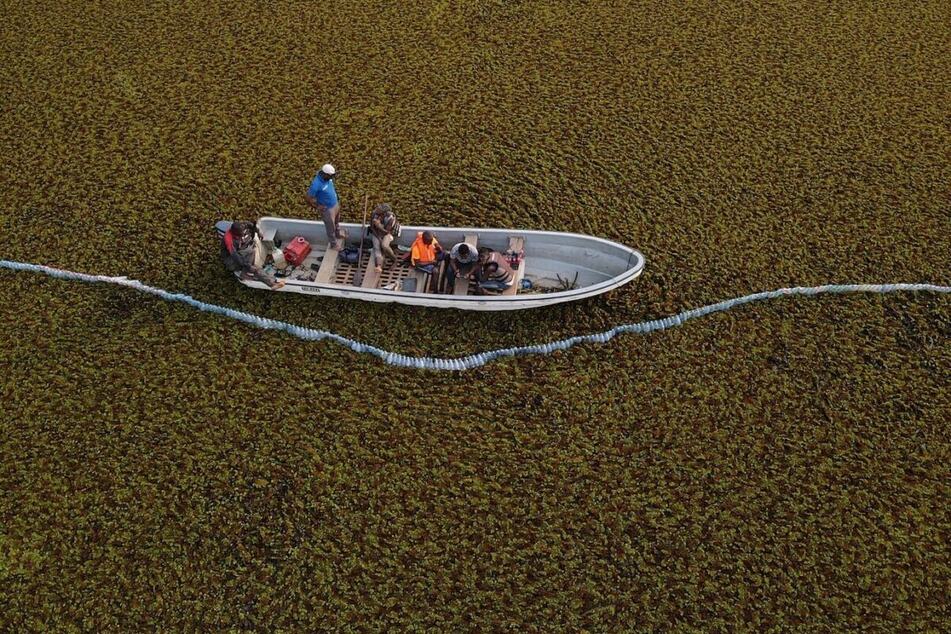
left=0, top=0, right=948, bottom=630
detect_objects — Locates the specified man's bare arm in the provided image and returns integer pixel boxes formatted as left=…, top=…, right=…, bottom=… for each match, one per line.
left=304, top=193, right=323, bottom=210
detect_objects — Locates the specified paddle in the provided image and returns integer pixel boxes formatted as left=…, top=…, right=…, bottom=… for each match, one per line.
left=352, top=194, right=369, bottom=286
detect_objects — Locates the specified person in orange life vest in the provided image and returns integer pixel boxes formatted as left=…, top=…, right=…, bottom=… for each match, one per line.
left=409, top=230, right=445, bottom=275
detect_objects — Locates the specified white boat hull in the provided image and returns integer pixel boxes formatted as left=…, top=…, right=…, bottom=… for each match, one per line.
left=233, top=217, right=645, bottom=311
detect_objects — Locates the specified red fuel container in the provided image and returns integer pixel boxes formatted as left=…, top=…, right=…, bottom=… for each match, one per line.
left=284, top=236, right=312, bottom=267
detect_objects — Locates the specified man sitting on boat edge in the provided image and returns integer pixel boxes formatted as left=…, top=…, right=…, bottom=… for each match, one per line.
left=369, top=203, right=400, bottom=273
left=221, top=221, right=286, bottom=290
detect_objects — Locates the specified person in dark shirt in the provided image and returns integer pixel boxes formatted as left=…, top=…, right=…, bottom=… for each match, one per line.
left=446, top=241, right=479, bottom=290
left=369, top=203, right=399, bottom=272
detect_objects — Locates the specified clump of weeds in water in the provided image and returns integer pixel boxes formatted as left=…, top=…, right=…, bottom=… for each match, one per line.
left=0, top=1, right=948, bottom=630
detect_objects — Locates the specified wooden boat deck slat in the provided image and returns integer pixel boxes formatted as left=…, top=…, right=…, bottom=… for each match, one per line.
left=331, top=253, right=413, bottom=289
left=315, top=246, right=340, bottom=283
left=503, top=236, right=525, bottom=296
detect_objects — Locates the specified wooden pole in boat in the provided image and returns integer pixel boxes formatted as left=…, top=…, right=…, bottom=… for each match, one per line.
left=353, top=193, right=369, bottom=286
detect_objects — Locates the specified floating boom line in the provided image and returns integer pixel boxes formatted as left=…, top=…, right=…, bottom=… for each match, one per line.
left=1, top=259, right=948, bottom=371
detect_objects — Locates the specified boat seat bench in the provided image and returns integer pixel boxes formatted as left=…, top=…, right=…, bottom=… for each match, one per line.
left=315, top=246, right=340, bottom=283
left=260, top=227, right=278, bottom=251
left=404, top=268, right=428, bottom=293
left=405, top=242, right=453, bottom=294
left=502, top=236, right=525, bottom=296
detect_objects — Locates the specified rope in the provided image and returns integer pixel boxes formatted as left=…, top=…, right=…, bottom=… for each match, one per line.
left=1, top=259, right=948, bottom=371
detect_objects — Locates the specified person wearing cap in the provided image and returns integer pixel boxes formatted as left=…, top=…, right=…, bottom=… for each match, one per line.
left=369, top=202, right=399, bottom=272
left=409, top=230, right=444, bottom=274
left=305, top=163, right=345, bottom=249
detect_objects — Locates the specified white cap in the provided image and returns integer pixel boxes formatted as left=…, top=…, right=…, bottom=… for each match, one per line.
left=321, top=163, right=336, bottom=176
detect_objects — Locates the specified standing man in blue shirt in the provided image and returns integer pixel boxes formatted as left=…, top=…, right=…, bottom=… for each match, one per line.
left=305, top=163, right=345, bottom=249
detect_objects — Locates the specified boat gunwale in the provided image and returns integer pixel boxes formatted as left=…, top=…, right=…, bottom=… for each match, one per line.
left=246, top=216, right=646, bottom=307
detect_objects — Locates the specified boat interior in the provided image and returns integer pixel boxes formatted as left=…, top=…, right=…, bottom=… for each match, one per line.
left=258, top=226, right=527, bottom=296
left=247, top=217, right=642, bottom=299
